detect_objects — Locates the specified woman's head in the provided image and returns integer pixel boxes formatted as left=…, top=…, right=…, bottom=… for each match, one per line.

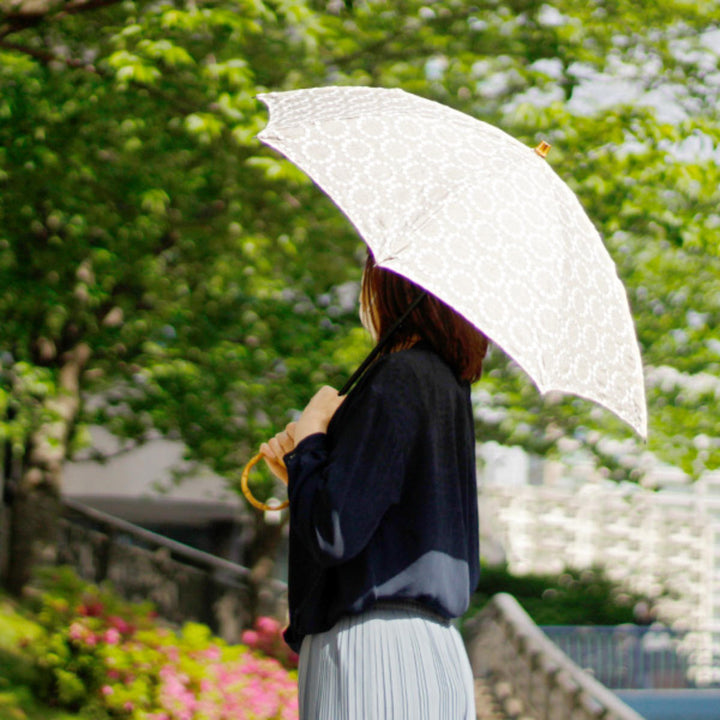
left=360, top=252, right=488, bottom=383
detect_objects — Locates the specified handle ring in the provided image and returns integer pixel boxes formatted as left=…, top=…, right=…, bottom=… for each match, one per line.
left=241, top=452, right=290, bottom=512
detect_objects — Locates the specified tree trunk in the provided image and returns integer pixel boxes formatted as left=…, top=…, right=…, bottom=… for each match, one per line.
left=5, top=344, right=90, bottom=596
left=6, top=466, right=62, bottom=594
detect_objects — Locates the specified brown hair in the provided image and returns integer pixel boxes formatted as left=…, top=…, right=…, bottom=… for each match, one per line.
left=361, top=252, right=488, bottom=383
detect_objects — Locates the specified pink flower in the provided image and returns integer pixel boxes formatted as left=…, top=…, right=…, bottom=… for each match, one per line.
left=101, top=685, right=114, bottom=696
left=103, top=628, right=121, bottom=645
left=256, top=617, right=281, bottom=635
left=107, top=615, right=133, bottom=635
left=68, top=622, right=85, bottom=641
left=123, top=701, right=134, bottom=711
left=241, top=630, right=259, bottom=646
left=203, top=646, right=221, bottom=661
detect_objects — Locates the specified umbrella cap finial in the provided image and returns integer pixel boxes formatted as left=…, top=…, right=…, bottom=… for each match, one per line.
left=534, top=140, right=552, bottom=158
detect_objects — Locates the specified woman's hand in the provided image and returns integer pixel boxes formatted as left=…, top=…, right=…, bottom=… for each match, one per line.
left=294, top=385, right=344, bottom=445
left=259, top=386, right=344, bottom=483
left=260, top=422, right=297, bottom=485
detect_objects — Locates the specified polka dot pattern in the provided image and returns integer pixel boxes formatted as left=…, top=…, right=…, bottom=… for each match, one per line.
left=257, top=86, right=647, bottom=438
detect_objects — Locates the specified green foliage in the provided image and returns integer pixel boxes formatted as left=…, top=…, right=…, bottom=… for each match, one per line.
left=465, top=564, right=660, bottom=627
left=0, top=593, right=80, bottom=719
left=0, top=0, right=364, bottom=500
left=0, top=597, right=42, bottom=685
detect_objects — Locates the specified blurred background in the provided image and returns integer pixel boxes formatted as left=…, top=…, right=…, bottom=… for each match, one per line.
left=1, top=1, right=719, bottom=718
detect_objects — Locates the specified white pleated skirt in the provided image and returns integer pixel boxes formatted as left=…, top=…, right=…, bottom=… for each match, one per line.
left=297, top=603, right=476, bottom=720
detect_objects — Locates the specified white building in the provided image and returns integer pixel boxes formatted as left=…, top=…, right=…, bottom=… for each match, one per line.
left=478, top=443, right=720, bottom=686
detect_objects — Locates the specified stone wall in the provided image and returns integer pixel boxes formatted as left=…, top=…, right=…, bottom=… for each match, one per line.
left=465, top=593, right=647, bottom=720
left=56, top=500, right=287, bottom=643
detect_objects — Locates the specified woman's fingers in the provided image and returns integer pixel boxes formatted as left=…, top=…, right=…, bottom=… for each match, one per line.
left=259, top=421, right=299, bottom=486
left=268, top=431, right=292, bottom=459
left=260, top=442, right=289, bottom=485
left=286, top=421, right=297, bottom=443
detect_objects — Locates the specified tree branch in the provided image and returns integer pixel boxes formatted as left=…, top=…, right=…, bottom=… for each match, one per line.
left=62, top=0, right=124, bottom=16
left=0, top=0, right=124, bottom=39
left=0, top=37, right=100, bottom=70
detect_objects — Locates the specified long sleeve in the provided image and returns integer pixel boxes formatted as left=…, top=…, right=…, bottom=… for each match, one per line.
left=284, top=378, right=414, bottom=567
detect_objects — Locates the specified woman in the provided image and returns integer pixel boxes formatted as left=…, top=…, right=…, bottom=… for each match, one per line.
left=261, top=251, right=488, bottom=719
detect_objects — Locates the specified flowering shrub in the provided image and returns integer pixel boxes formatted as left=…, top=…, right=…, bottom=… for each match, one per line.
left=27, top=567, right=298, bottom=720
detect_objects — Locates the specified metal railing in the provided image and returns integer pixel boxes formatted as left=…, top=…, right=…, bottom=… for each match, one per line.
left=465, top=594, right=647, bottom=720
left=58, top=499, right=287, bottom=642
left=542, top=624, right=691, bottom=690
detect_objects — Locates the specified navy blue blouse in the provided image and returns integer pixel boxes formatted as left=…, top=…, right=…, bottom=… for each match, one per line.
left=282, top=343, right=480, bottom=652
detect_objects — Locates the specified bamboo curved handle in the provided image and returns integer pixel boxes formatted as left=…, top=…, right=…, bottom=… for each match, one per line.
left=241, top=452, right=289, bottom=512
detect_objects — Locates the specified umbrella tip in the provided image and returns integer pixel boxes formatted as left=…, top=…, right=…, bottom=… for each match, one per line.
left=534, top=140, right=552, bottom=159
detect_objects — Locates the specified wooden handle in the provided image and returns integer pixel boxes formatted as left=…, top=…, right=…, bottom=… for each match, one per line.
left=241, top=452, right=289, bottom=512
